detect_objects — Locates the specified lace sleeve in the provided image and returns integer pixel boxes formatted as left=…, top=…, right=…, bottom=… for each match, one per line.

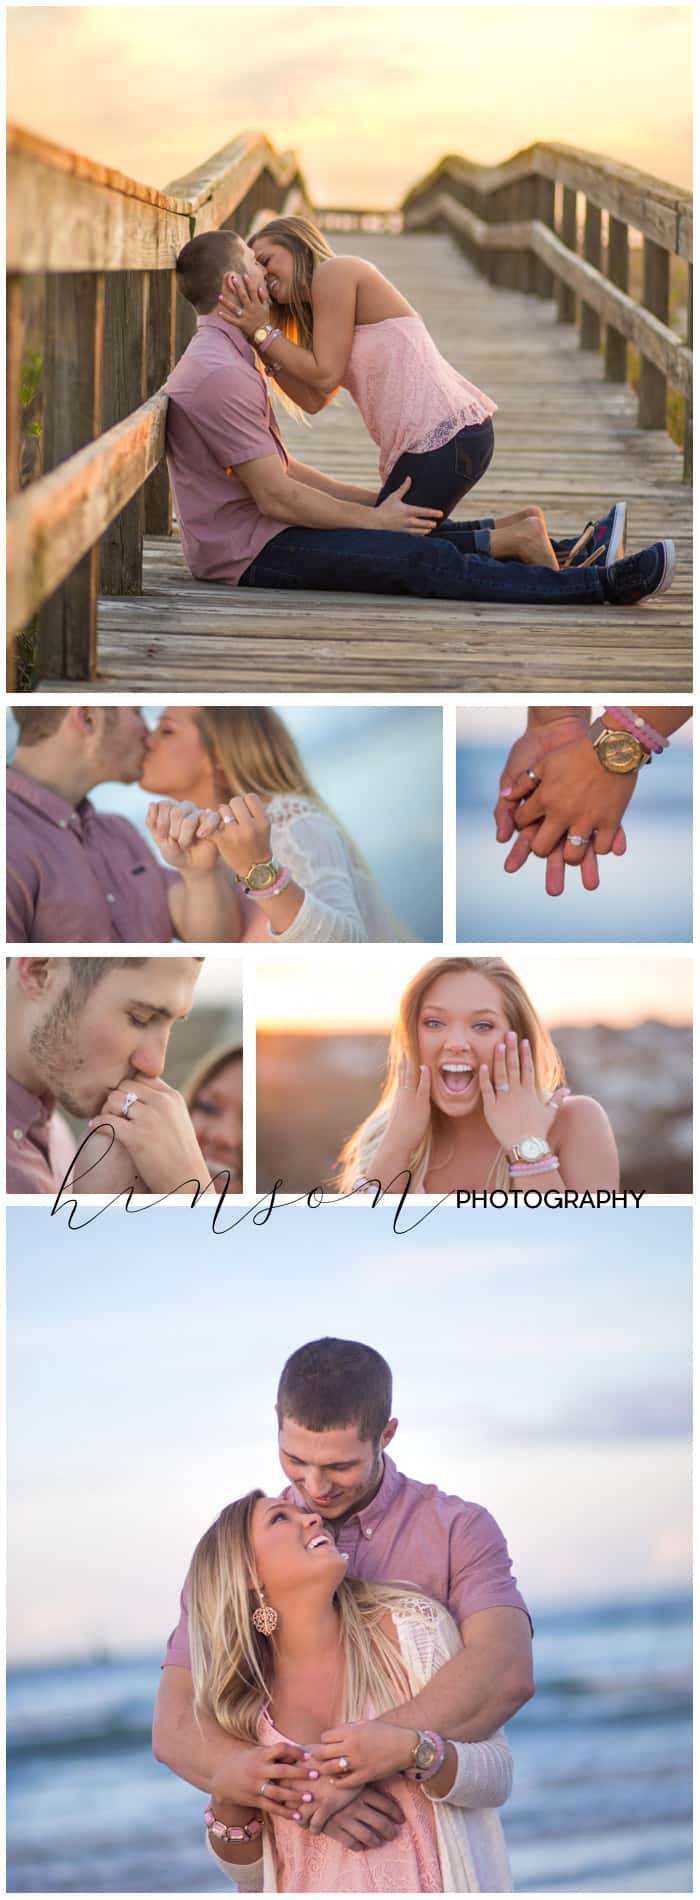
left=267, top=807, right=369, bottom=944
left=424, top=1730, right=513, bottom=1811
left=395, top=1599, right=513, bottom=1811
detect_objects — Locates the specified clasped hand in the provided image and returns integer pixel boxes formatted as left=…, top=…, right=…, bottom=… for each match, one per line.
left=494, top=719, right=628, bottom=895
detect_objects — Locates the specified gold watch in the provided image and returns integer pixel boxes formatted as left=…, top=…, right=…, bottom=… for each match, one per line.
left=589, top=720, right=652, bottom=774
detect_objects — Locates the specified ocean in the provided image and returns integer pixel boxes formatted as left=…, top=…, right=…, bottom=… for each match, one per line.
left=7, top=1594, right=691, bottom=1893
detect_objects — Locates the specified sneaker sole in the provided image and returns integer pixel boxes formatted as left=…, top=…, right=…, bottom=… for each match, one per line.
left=605, top=501, right=627, bottom=567
left=653, top=539, right=676, bottom=596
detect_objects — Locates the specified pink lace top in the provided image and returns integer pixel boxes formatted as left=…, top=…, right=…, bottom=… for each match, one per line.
left=341, top=316, right=496, bottom=483
left=259, top=1707, right=443, bottom=1892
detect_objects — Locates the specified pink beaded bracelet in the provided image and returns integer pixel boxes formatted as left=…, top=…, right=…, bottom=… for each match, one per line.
left=509, top=1155, right=561, bottom=1177
left=205, top=1805, right=263, bottom=1843
left=251, top=866, right=293, bottom=900
left=604, top=707, right=669, bottom=754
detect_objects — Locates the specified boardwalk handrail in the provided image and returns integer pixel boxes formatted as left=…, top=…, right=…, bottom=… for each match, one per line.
left=403, top=142, right=692, bottom=476
left=7, top=123, right=311, bottom=681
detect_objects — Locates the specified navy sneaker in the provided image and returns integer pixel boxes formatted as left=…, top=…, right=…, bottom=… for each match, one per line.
left=560, top=502, right=627, bottom=568
left=602, top=540, right=675, bottom=605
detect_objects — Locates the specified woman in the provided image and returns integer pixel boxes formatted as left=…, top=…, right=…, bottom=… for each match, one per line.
left=188, top=1490, right=513, bottom=1891
left=337, top=956, right=619, bottom=1194
left=141, top=707, right=403, bottom=944
left=182, top=1041, right=243, bottom=1191
left=220, top=217, right=618, bottom=571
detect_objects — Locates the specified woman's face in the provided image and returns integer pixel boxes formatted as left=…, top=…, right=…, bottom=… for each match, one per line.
left=140, top=707, right=214, bottom=800
left=189, top=1055, right=243, bottom=1187
left=416, top=971, right=514, bottom=1118
left=250, top=1496, right=348, bottom=1603
left=251, top=236, right=295, bottom=304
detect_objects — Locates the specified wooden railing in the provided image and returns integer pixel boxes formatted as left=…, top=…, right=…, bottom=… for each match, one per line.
left=403, top=143, right=692, bottom=480
left=6, top=125, right=311, bottom=683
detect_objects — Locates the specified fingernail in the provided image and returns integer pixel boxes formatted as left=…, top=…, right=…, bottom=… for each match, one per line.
left=302, top=1752, right=312, bottom=1760
left=501, top=784, right=513, bottom=795
left=293, top=1811, right=301, bottom=1822
left=308, top=1770, right=319, bottom=1780
left=302, top=1792, right=313, bottom=1804
left=497, top=1043, right=505, bottom=1053
left=523, top=1038, right=529, bottom=1047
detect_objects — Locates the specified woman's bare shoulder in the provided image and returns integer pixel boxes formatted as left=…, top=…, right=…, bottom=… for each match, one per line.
left=550, top=1092, right=613, bottom=1135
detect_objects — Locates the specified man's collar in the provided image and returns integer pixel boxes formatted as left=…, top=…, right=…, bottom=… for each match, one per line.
left=197, top=313, right=255, bottom=358
left=7, top=765, right=92, bottom=830
left=6, top=1071, right=55, bottom=1133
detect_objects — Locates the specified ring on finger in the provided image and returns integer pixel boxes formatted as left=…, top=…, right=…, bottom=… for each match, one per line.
left=567, top=832, right=592, bottom=846
left=259, top=1780, right=269, bottom=1797
left=495, top=1083, right=510, bottom=1092
left=337, top=1756, right=351, bottom=1775
left=121, top=1090, right=139, bottom=1119
left=525, top=768, right=541, bottom=784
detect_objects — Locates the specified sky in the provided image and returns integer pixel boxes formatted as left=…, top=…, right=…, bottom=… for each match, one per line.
left=255, top=948, right=693, bottom=1031
left=7, top=1204, right=692, bottom=1662
left=7, top=5, right=692, bottom=205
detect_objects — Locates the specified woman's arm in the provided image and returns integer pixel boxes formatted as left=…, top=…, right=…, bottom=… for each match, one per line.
left=265, top=810, right=369, bottom=944
left=552, top=1094, right=620, bottom=1190
left=423, top=1731, right=513, bottom=1809
left=224, top=256, right=360, bottom=395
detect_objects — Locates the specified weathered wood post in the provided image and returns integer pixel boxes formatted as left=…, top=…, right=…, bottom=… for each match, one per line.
left=36, top=273, right=105, bottom=680
left=580, top=200, right=602, bottom=348
left=557, top=186, right=577, bottom=323
left=605, top=215, right=629, bottom=380
left=638, top=236, right=670, bottom=427
left=683, top=263, right=692, bottom=482
left=535, top=175, right=555, bottom=298
left=100, top=271, right=149, bottom=594
left=144, top=269, right=177, bottom=535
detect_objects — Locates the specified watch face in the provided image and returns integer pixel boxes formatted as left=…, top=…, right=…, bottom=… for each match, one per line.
left=246, top=859, right=278, bottom=890
left=518, top=1136, right=549, bottom=1162
left=415, top=1736, right=438, bottom=1770
left=597, top=730, right=647, bottom=773
left=254, top=325, right=271, bottom=345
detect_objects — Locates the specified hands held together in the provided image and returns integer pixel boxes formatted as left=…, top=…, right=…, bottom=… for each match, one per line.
left=493, top=712, right=629, bottom=896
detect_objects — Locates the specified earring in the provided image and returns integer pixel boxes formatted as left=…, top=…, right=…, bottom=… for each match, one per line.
left=252, top=1589, right=278, bottom=1636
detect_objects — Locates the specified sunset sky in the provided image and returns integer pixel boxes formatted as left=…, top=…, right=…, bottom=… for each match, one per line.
left=255, top=948, right=693, bottom=1032
left=7, top=5, right=692, bottom=204
left=7, top=1205, right=691, bottom=1660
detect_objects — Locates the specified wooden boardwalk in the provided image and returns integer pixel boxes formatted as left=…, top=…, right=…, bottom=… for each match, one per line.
left=93, top=231, right=691, bottom=693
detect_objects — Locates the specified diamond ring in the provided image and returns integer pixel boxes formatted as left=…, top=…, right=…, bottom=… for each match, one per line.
left=121, top=1090, right=139, bottom=1119
left=337, top=1756, right=351, bottom=1774
left=495, top=1083, right=510, bottom=1092
left=567, top=833, right=592, bottom=846
left=525, top=768, right=541, bottom=784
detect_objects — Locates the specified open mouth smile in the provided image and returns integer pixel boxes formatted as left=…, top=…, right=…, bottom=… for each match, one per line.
left=439, top=1062, right=476, bottom=1095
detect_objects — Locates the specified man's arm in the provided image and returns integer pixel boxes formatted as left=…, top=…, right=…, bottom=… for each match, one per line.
left=233, top=452, right=439, bottom=535
left=153, top=1665, right=250, bottom=1792
left=388, top=1607, right=534, bottom=1741
left=287, top=455, right=377, bottom=507
left=168, top=858, right=241, bottom=942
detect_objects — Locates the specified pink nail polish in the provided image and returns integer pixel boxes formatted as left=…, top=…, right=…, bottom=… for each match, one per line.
left=501, top=784, right=513, bottom=795
left=293, top=1811, right=301, bottom=1822
left=302, top=1792, right=313, bottom=1804
left=302, top=1751, right=312, bottom=1760
left=308, top=1770, right=319, bottom=1780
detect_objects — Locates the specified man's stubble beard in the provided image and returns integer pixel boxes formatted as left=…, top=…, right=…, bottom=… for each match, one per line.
left=28, top=990, right=101, bottom=1119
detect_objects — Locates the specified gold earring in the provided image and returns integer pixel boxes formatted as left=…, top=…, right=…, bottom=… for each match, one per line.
left=252, top=1589, right=278, bottom=1636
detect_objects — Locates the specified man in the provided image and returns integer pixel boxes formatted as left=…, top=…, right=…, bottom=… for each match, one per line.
left=7, top=706, right=238, bottom=944
left=6, top=956, right=212, bottom=1195
left=164, top=228, right=674, bottom=609
left=154, top=1337, right=533, bottom=1853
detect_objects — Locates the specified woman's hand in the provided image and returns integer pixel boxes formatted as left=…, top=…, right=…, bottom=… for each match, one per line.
left=207, top=793, right=273, bottom=884
left=146, top=799, right=220, bottom=878
left=503, top=820, right=626, bottom=894
left=210, top=1741, right=315, bottom=1819
left=386, top=1056, right=432, bottom=1154
left=218, top=270, right=271, bottom=340
left=504, top=733, right=639, bottom=864
left=307, top=1720, right=417, bottom=1789
left=494, top=713, right=589, bottom=845
left=98, top=1076, right=215, bottom=1194
left=478, top=1031, right=557, bottom=1153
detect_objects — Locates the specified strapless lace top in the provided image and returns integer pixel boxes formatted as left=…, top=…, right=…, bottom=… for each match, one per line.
left=342, top=315, right=496, bottom=482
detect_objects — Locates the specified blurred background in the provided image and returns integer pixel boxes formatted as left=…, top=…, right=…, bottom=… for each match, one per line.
left=456, top=707, right=693, bottom=943
left=6, top=705, right=443, bottom=943
left=7, top=1205, right=691, bottom=1892
left=256, top=951, right=692, bottom=1192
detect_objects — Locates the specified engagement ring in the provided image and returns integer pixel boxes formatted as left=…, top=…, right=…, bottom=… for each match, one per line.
left=259, top=1781, right=269, bottom=1797
left=121, top=1090, right=139, bottom=1118
left=525, top=768, right=540, bottom=784
left=567, top=833, right=592, bottom=846
left=496, top=1084, right=510, bottom=1092
left=337, top=1757, right=351, bottom=1775
left=221, top=814, right=236, bottom=825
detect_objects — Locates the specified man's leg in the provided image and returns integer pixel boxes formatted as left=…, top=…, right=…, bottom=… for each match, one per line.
left=240, top=525, right=608, bottom=604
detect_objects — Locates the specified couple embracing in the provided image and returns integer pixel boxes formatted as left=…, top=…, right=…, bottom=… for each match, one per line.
left=155, top=1336, right=532, bottom=1891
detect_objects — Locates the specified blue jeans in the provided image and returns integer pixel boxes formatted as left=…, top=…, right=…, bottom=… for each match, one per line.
left=375, top=418, right=496, bottom=519
left=240, top=524, right=606, bottom=604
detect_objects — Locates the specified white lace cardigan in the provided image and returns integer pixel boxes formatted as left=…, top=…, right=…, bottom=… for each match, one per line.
left=206, top=1597, right=513, bottom=1892
left=262, top=794, right=403, bottom=944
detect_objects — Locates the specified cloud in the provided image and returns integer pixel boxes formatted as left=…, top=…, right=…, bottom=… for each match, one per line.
left=508, top=1384, right=692, bottom=1444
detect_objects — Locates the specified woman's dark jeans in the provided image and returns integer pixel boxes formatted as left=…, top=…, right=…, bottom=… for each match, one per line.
left=239, top=523, right=607, bottom=605
left=375, top=417, right=496, bottom=519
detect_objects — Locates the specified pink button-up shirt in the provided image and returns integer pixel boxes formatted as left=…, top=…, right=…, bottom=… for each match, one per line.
left=162, top=1454, right=529, bottom=1666
left=165, top=316, right=288, bottom=584
left=6, top=767, right=177, bottom=943
left=6, top=1074, right=77, bottom=1193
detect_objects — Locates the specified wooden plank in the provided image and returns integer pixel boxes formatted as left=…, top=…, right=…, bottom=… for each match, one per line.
left=35, top=272, right=104, bottom=679
left=99, top=272, right=149, bottom=594
left=6, top=274, right=24, bottom=502
left=144, top=270, right=176, bottom=535
left=581, top=202, right=602, bottom=350
left=404, top=143, right=692, bottom=257
left=638, top=238, right=670, bottom=428
left=557, top=187, right=577, bottom=324
left=605, top=216, right=629, bottom=381
left=7, top=388, right=166, bottom=638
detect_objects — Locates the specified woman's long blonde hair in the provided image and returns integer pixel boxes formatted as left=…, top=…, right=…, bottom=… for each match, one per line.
left=337, top=956, right=565, bottom=1195
left=194, top=707, right=379, bottom=891
left=252, top=216, right=335, bottom=351
left=188, top=1491, right=419, bottom=1742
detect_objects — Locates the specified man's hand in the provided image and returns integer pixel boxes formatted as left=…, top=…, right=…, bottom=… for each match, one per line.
left=494, top=713, right=588, bottom=845
left=98, top=1076, right=213, bottom=1194
left=310, top=1786, right=405, bottom=1852
left=374, top=478, right=443, bottom=537
left=308, top=1719, right=417, bottom=1789
left=506, top=733, right=639, bottom=864
left=146, top=800, right=220, bottom=879
left=218, top=270, right=270, bottom=340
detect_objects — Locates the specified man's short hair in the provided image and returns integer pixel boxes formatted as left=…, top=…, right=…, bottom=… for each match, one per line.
left=277, top=1338, right=393, bottom=1445
left=64, top=957, right=203, bottom=1000
left=175, top=231, right=249, bottom=314
left=13, top=708, right=69, bottom=745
